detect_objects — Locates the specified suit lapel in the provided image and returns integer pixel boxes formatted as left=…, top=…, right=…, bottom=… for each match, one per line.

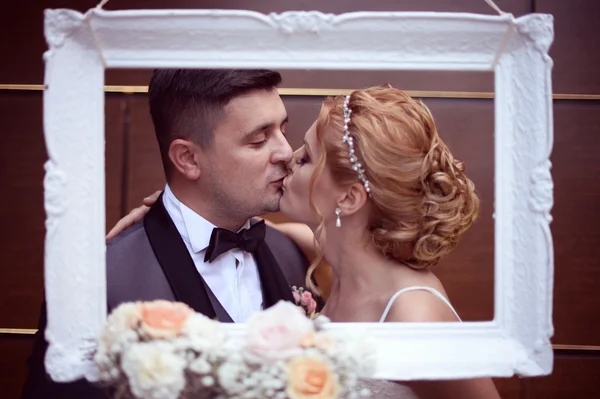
left=143, top=193, right=218, bottom=320
left=202, top=281, right=234, bottom=323
left=253, top=241, right=295, bottom=309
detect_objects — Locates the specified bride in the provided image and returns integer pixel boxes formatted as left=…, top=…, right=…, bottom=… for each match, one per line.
left=110, top=86, right=501, bottom=399
left=272, top=86, right=499, bottom=399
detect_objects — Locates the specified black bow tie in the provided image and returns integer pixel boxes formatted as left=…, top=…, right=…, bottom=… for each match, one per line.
left=204, top=220, right=266, bottom=263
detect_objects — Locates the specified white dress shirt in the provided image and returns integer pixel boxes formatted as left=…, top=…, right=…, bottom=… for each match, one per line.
left=162, top=185, right=263, bottom=322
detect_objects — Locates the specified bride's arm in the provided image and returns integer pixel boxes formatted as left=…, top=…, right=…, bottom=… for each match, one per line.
left=404, top=349, right=501, bottom=398
left=264, top=220, right=333, bottom=299
left=263, top=220, right=318, bottom=262
left=408, top=378, right=500, bottom=399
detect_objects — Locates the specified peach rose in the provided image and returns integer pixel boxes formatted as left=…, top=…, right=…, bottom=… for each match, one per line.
left=140, top=300, right=194, bottom=339
left=246, top=301, right=313, bottom=361
left=286, top=356, right=340, bottom=399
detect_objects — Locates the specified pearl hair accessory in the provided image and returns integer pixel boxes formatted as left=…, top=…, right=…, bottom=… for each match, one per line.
left=342, top=95, right=372, bottom=197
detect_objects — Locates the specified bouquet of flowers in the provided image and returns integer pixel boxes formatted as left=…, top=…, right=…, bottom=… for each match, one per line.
left=93, top=299, right=374, bottom=399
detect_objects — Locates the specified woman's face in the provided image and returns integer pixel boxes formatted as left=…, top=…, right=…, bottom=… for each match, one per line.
left=280, top=122, right=338, bottom=227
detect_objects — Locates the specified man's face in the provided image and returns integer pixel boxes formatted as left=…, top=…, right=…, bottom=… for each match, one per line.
left=200, top=89, right=292, bottom=221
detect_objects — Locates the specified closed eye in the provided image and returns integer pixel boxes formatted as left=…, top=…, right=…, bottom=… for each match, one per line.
left=296, top=151, right=310, bottom=165
left=250, top=139, right=267, bottom=146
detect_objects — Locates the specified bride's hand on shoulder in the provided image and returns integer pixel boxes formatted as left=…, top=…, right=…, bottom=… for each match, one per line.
left=106, top=190, right=161, bottom=241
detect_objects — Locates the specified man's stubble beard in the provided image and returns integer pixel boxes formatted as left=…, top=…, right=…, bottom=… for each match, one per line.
left=206, top=162, right=287, bottom=221
left=209, top=181, right=282, bottom=221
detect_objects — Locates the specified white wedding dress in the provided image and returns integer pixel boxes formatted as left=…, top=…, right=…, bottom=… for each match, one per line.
left=343, top=286, right=462, bottom=399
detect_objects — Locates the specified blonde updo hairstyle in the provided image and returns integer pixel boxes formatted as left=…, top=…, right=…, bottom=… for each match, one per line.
left=306, top=86, right=479, bottom=292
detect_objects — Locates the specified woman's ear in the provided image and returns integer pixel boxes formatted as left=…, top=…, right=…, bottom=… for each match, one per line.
left=168, top=139, right=202, bottom=180
left=337, top=182, right=368, bottom=216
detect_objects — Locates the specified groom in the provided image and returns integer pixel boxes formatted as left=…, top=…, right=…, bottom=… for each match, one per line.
left=22, top=69, right=312, bottom=398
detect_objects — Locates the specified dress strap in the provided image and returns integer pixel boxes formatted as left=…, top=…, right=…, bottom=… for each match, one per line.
left=379, top=286, right=462, bottom=323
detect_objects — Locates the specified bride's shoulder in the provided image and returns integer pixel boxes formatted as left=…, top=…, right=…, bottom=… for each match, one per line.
left=382, top=279, right=458, bottom=323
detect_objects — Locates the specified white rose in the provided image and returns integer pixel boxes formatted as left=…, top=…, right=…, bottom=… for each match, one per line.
left=121, top=342, right=186, bottom=399
left=98, top=302, right=142, bottom=356
left=245, top=301, right=313, bottom=362
left=181, top=313, right=225, bottom=350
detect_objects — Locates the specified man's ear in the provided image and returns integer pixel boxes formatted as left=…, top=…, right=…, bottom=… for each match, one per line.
left=337, top=182, right=368, bottom=216
left=168, top=139, right=202, bottom=180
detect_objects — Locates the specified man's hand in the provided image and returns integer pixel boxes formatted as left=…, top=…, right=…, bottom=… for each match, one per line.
left=106, top=190, right=161, bottom=240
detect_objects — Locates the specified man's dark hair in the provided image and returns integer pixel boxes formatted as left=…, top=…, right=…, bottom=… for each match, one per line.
left=148, top=68, right=282, bottom=178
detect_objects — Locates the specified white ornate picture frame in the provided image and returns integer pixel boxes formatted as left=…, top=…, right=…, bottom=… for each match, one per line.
left=42, top=8, right=555, bottom=382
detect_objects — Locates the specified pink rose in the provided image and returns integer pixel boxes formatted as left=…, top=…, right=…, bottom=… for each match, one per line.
left=246, top=301, right=314, bottom=362
left=293, top=290, right=301, bottom=303
left=307, top=298, right=317, bottom=315
left=300, top=291, right=313, bottom=305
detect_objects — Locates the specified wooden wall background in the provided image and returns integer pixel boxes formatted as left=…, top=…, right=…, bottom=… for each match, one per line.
left=1, top=0, right=599, bottom=398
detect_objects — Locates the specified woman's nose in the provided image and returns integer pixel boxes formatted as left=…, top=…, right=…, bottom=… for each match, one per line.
left=286, top=157, right=295, bottom=175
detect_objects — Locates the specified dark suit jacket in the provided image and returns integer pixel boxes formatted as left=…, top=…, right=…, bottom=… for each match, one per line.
left=21, top=196, right=310, bottom=399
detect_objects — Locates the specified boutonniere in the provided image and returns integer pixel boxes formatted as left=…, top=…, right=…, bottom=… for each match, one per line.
left=291, top=286, right=319, bottom=319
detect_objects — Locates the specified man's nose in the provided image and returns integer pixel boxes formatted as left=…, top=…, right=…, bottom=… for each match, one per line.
left=272, top=132, right=293, bottom=164
left=285, top=155, right=296, bottom=175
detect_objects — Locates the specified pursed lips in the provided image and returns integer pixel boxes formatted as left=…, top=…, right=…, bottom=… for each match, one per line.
left=272, top=174, right=287, bottom=187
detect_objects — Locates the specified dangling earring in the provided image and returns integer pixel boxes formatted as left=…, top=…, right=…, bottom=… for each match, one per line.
left=335, top=207, right=342, bottom=228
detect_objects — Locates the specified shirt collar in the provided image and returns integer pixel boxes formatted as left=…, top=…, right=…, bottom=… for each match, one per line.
left=162, top=184, right=251, bottom=254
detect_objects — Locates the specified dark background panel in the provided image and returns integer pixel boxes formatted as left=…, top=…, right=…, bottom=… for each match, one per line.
left=550, top=101, right=600, bottom=346
left=100, top=0, right=529, bottom=13
left=105, top=94, right=127, bottom=234
left=104, top=69, right=496, bottom=93
left=125, top=95, right=165, bottom=211
left=525, top=353, right=600, bottom=398
left=536, top=0, right=600, bottom=94
left=0, top=335, right=36, bottom=399
left=0, top=93, right=46, bottom=329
